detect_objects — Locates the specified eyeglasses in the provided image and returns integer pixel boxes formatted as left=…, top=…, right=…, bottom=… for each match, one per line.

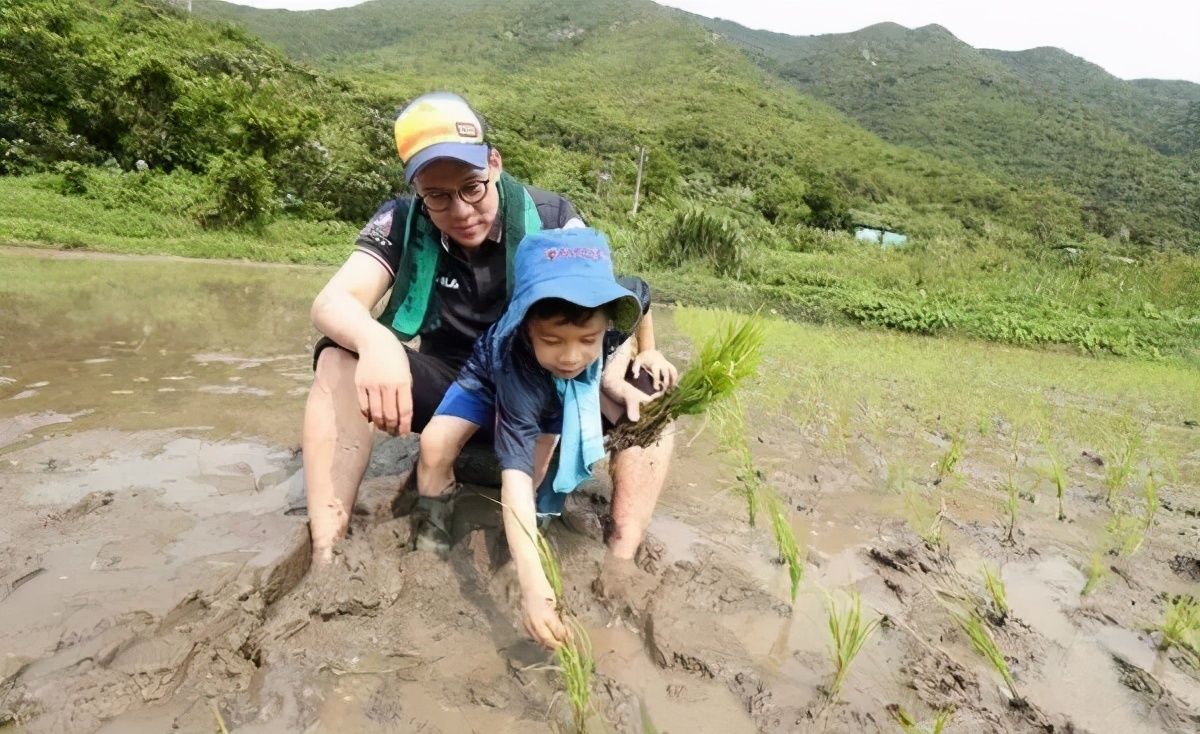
left=417, top=177, right=491, bottom=213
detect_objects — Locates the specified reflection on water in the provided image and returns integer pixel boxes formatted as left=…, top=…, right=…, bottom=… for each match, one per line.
left=1, top=248, right=331, bottom=448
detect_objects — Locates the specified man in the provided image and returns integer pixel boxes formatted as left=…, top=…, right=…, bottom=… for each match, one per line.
left=303, top=92, right=676, bottom=577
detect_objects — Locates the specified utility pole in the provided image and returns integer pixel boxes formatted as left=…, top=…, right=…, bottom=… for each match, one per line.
left=630, top=145, right=646, bottom=217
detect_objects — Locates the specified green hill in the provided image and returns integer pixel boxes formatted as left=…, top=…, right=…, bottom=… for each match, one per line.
left=194, top=0, right=1079, bottom=239
left=2, top=0, right=1196, bottom=359
left=691, top=14, right=1200, bottom=250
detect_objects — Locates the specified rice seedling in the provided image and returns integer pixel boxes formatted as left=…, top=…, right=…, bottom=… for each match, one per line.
left=734, top=456, right=763, bottom=527
left=765, top=490, right=804, bottom=603
left=825, top=590, right=881, bottom=701
left=1002, top=476, right=1020, bottom=545
left=1158, top=595, right=1200, bottom=659
left=892, top=705, right=954, bottom=734
left=1080, top=551, right=1108, bottom=596
left=1041, top=439, right=1069, bottom=522
left=1103, top=420, right=1143, bottom=507
left=935, top=435, right=963, bottom=483
left=824, top=399, right=855, bottom=457
left=980, top=563, right=1009, bottom=621
left=556, top=616, right=596, bottom=734
left=1106, top=507, right=1145, bottom=556
left=1142, top=471, right=1159, bottom=529
left=715, top=398, right=761, bottom=526
left=606, top=314, right=764, bottom=452
left=498, top=500, right=596, bottom=733
left=210, top=700, right=230, bottom=734
left=956, top=611, right=1019, bottom=701
left=527, top=529, right=596, bottom=732
left=903, top=486, right=944, bottom=549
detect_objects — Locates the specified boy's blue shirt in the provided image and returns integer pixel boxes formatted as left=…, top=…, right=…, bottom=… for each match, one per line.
left=453, top=276, right=651, bottom=477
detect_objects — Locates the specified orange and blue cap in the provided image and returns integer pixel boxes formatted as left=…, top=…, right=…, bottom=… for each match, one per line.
left=394, top=92, right=489, bottom=184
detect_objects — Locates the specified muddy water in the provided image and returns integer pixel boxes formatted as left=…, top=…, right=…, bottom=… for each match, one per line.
left=3, top=248, right=1199, bottom=733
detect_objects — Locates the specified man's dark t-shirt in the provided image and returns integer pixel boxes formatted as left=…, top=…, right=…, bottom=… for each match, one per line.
left=353, top=189, right=583, bottom=363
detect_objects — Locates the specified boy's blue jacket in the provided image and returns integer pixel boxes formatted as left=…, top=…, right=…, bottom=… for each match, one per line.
left=451, top=228, right=647, bottom=512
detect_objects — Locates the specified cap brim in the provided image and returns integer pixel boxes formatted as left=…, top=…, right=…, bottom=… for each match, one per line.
left=404, top=142, right=489, bottom=183
left=514, top=276, right=642, bottom=335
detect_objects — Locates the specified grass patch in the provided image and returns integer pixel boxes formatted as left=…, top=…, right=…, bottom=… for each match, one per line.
left=0, top=174, right=355, bottom=265
left=825, top=590, right=881, bottom=701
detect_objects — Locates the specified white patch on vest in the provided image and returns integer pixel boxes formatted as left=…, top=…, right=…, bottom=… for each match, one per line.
left=437, top=275, right=460, bottom=290
left=370, top=207, right=393, bottom=232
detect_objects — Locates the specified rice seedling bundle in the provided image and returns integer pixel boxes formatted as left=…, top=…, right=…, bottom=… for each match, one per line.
left=606, top=315, right=764, bottom=452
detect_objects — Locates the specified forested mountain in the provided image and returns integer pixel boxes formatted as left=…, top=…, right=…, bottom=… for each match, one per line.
left=193, top=0, right=1087, bottom=243
left=689, top=14, right=1200, bottom=249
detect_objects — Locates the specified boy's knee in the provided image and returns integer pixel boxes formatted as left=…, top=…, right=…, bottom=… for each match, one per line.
left=419, top=426, right=457, bottom=469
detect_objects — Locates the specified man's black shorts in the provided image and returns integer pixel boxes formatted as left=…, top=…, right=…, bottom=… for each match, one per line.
left=312, top=336, right=657, bottom=437
left=312, top=336, right=467, bottom=434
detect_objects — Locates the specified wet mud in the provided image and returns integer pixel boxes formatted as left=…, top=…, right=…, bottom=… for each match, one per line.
left=2, top=248, right=1198, bottom=733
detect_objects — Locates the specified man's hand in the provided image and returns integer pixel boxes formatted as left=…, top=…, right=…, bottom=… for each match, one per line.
left=522, top=583, right=568, bottom=650
left=631, top=349, right=678, bottom=393
left=354, top=333, right=413, bottom=435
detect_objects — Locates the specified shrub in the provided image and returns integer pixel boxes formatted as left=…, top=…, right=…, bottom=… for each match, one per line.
left=54, top=161, right=89, bottom=196
left=656, top=205, right=746, bottom=276
left=201, top=152, right=276, bottom=229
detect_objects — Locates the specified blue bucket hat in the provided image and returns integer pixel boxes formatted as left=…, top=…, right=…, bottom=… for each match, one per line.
left=492, top=228, right=641, bottom=350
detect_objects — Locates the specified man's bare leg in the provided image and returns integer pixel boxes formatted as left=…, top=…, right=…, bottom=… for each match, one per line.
left=304, top=347, right=375, bottom=565
left=607, top=427, right=675, bottom=560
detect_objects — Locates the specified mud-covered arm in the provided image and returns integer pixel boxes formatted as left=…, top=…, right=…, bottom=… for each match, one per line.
left=501, top=468, right=567, bottom=649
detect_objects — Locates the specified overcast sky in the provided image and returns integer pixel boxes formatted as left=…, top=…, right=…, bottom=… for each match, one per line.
left=227, top=0, right=1200, bottom=83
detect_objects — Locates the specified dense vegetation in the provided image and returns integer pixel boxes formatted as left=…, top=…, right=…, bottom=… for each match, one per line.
left=2, top=0, right=1197, bottom=361
left=0, top=0, right=402, bottom=222
left=692, top=15, right=1200, bottom=250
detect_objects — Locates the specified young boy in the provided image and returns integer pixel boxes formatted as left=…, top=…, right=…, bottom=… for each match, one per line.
left=413, top=227, right=653, bottom=649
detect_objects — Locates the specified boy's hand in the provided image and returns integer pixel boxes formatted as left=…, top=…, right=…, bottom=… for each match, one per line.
left=631, top=349, right=678, bottom=393
left=617, top=384, right=656, bottom=422
left=522, top=584, right=568, bottom=650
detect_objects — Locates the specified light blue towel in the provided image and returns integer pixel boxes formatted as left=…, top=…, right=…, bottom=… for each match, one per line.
left=540, top=359, right=605, bottom=515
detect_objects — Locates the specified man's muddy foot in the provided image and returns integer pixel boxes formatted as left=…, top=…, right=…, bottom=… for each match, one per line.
left=592, top=553, right=660, bottom=622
